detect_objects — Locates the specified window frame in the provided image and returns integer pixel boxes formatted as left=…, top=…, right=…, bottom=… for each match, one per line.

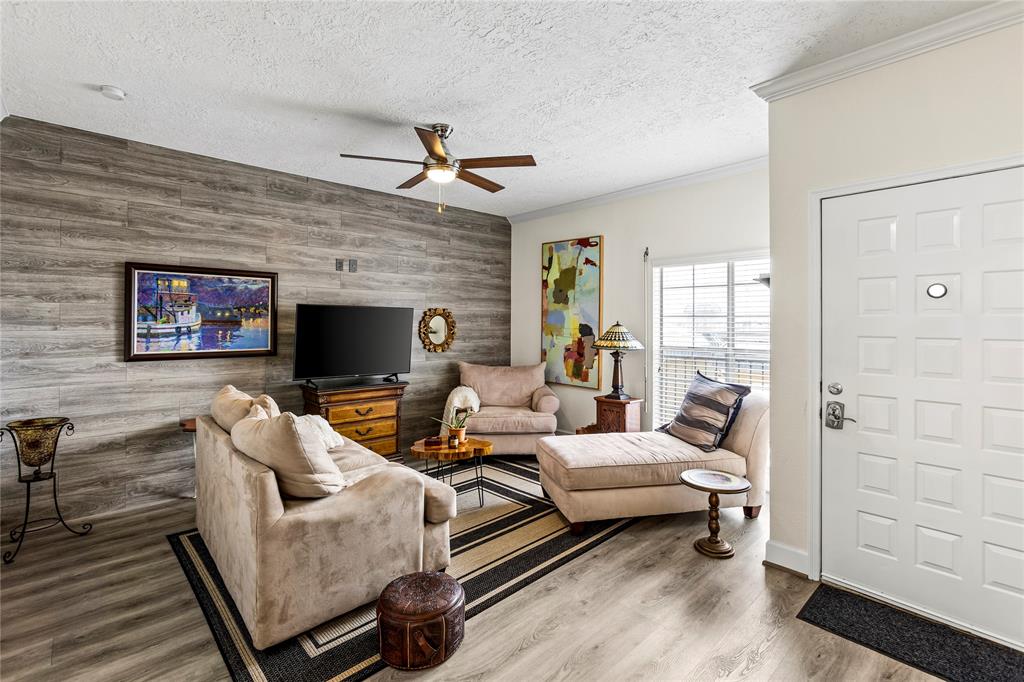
left=650, top=250, right=770, bottom=426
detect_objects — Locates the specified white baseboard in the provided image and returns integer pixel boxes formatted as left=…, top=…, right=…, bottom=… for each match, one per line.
left=764, top=540, right=811, bottom=577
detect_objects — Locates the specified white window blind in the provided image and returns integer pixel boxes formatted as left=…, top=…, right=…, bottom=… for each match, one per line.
left=652, top=256, right=770, bottom=426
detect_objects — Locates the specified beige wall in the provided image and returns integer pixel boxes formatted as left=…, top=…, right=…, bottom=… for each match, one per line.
left=768, top=25, right=1024, bottom=562
left=511, top=166, right=769, bottom=433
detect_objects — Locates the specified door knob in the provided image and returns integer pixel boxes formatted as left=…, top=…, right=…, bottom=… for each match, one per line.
left=825, top=400, right=857, bottom=429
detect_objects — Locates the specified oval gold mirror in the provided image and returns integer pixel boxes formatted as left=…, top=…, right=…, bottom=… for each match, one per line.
left=419, top=308, right=456, bottom=353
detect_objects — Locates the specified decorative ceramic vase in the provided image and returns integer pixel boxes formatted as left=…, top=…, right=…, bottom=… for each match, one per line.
left=451, top=427, right=467, bottom=444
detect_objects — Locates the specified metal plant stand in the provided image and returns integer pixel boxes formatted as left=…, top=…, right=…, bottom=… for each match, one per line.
left=1, top=418, right=92, bottom=564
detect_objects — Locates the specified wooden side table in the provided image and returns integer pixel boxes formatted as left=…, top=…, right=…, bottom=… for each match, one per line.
left=576, top=396, right=643, bottom=434
left=679, top=469, right=751, bottom=559
left=409, top=437, right=493, bottom=508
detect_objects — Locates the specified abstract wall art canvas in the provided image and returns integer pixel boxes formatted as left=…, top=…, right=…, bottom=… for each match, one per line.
left=541, top=236, right=603, bottom=389
left=124, top=262, right=277, bottom=361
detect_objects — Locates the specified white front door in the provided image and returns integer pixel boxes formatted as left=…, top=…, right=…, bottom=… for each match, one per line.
left=821, top=166, right=1024, bottom=648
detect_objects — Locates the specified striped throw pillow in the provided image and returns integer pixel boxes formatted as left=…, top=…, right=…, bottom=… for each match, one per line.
left=661, top=372, right=751, bottom=451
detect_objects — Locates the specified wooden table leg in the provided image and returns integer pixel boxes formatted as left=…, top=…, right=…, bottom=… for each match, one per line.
left=694, top=491, right=735, bottom=559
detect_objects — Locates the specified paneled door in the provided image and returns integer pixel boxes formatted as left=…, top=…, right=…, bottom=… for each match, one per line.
left=821, top=166, right=1024, bottom=648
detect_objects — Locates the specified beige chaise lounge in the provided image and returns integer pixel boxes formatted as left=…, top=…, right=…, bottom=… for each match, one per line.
left=536, top=392, right=769, bottom=532
left=196, top=416, right=456, bottom=650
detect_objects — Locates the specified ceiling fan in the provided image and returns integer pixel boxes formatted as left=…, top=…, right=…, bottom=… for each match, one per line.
left=339, top=123, right=536, bottom=194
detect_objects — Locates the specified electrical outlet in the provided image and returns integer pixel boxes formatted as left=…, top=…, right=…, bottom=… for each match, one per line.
left=335, top=258, right=344, bottom=272
left=348, top=258, right=358, bottom=273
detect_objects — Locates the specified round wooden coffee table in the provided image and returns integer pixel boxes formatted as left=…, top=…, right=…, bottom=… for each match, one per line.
left=679, top=469, right=751, bottom=559
left=410, top=437, right=493, bottom=508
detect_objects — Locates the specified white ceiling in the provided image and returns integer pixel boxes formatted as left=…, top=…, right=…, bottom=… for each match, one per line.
left=1, top=1, right=985, bottom=217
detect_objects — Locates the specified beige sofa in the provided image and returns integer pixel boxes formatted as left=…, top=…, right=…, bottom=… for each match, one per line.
left=196, top=415, right=456, bottom=650
left=454, top=361, right=560, bottom=455
left=536, top=392, right=769, bottom=532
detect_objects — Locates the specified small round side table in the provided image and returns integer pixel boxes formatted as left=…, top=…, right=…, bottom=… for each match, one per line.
left=679, top=469, right=751, bottom=559
left=409, top=437, right=493, bottom=508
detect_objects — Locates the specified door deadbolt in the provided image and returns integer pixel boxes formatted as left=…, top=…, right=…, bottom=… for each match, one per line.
left=827, top=382, right=844, bottom=395
left=825, top=401, right=857, bottom=430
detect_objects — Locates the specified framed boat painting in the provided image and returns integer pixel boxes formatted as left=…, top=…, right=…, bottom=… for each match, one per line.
left=541, top=235, right=603, bottom=389
left=124, top=262, right=278, bottom=361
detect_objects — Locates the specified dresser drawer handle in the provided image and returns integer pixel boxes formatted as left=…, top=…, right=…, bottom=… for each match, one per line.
left=355, top=427, right=373, bottom=437
left=355, top=407, right=374, bottom=417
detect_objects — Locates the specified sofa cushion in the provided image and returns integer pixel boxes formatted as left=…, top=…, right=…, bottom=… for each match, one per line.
left=662, top=372, right=750, bottom=452
left=231, top=405, right=345, bottom=498
left=211, top=385, right=280, bottom=432
left=466, top=406, right=557, bottom=434
left=299, top=414, right=346, bottom=449
left=458, top=361, right=545, bottom=407
left=327, top=439, right=388, bottom=472
left=536, top=431, right=746, bottom=491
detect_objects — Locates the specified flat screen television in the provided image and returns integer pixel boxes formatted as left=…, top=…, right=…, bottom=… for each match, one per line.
left=292, top=304, right=412, bottom=381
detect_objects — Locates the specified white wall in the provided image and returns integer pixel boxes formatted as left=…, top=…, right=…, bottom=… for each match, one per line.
left=511, top=166, right=769, bottom=433
left=768, top=24, right=1024, bottom=567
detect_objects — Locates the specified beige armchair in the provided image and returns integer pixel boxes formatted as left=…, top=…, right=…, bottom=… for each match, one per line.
left=451, top=361, right=560, bottom=455
left=196, top=416, right=455, bottom=650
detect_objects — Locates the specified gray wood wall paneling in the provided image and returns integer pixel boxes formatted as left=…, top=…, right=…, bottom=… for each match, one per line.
left=0, top=116, right=511, bottom=525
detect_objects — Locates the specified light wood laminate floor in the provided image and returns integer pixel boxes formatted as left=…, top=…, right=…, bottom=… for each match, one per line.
left=0, top=499, right=933, bottom=681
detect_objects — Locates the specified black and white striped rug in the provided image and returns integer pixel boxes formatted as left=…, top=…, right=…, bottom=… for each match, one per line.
left=169, top=457, right=633, bottom=681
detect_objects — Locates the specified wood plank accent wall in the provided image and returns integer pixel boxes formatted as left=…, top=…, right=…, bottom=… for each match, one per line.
left=0, top=116, right=511, bottom=525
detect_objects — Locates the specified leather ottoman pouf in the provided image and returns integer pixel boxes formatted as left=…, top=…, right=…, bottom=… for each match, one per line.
left=376, top=571, right=465, bottom=670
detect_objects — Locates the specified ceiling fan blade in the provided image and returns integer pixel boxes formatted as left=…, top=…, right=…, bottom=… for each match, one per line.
left=339, top=153, right=423, bottom=165
left=458, top=170, right=504, bottom=193
left=459, top=155, right=536, bottom=169
left=414, top=127, right=447, bottom=161
left=397, top=171, right=429, bottom=189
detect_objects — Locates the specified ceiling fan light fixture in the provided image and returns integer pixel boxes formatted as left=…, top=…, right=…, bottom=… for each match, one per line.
left=426, top=163, right=458, bottom=184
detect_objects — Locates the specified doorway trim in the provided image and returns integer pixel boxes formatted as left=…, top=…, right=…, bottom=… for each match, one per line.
left=804, top=153, right=1024, bottom=582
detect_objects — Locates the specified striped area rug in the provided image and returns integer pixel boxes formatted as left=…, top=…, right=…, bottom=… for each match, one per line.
left=168, top=457, right=634, bottom=682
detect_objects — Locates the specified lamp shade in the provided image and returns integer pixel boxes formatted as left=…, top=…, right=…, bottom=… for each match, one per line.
left=592, top=322, right=644, bottom=351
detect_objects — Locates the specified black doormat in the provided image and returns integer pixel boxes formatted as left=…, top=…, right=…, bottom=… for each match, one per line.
left=797, top=584, right=1023, bottom=681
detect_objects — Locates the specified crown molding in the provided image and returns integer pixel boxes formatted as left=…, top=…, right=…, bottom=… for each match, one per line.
left=751, top=1, right=1024, bottom=102
left=508, top=155, right=767, bottom=224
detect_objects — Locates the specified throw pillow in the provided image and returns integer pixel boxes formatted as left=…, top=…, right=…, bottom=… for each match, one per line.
left=230, top=405, right=345, bottom=498
left=662, top=372, right=751, bottom=452
left=297, top=413, right=346, bottom=449
left=256, top=393, right=282, bottom=418
left=211, top=385, right=281, bottom=432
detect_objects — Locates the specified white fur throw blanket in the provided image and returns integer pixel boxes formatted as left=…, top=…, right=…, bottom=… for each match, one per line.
left=439, top=386, right=480, bottom=435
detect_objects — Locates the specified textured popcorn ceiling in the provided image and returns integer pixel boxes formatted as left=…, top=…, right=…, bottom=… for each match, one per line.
left=1, top=1, right=983, bottom=216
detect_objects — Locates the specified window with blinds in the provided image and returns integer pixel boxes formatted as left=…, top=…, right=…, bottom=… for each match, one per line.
left=652, top=256, right=770, bottom=427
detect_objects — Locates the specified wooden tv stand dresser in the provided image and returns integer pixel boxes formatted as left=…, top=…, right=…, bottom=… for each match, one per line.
left=302, top=381, right=408, bottom=457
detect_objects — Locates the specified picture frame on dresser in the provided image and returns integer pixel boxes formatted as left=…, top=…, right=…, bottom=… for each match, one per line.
left=124, top=262, right=278, bottom=362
